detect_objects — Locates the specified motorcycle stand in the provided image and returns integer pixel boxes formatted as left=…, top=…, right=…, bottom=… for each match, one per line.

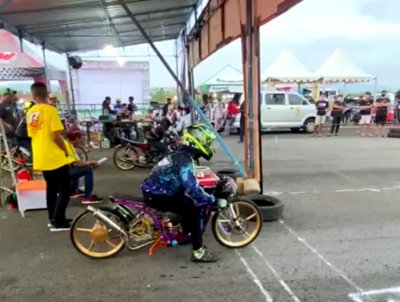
left=148, top=236, right=168, bottom=256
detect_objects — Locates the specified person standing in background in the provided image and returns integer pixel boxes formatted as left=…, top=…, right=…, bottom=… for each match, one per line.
left=201, top=94, right=212, bottom=122
left=27, top=83, right=74, bottom=232
left=162, top=98, right=172, bottom=117
left=114, top=99, right=123, bottom=115
left=239, top=101, right=245, bottom=143
left=224, top=95, right=240, bottom=136
left=102, top=96, right=114, bottom=115
left=127, top=96, right=137, bottom=115
left=48, top=94, right=59, bottom=107
left=312, top=93, right=329, bottom=137
left=213, top=98, right=225, bottom=132
left=374, top=90, right=390, bottom=137
left=0, top=89, right=20, bottom=145
left=329, top=95, right=344, bottom=136
left=358, top=92, right=373, bottom=137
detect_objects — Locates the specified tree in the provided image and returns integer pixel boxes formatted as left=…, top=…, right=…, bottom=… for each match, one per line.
left=150, top=88, right=175, bottom=104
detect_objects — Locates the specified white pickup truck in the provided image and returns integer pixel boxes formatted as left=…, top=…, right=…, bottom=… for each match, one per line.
left=233, top=91, right=316, bottom=133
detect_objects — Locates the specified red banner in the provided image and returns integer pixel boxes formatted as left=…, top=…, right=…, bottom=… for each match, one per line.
left=0, top=52, right=17, bottom=64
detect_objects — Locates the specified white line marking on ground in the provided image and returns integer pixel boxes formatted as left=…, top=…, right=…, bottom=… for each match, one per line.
left=279, top=219, right=366, bottom=296
left=252, top=245, right=302, bottom=302
left=348, top=287, right=400, bottom=302
left=265, top=184, right=400, bottom=196
left=275, top=136, right=278, bottom=144
left=236, top=250, right=274, bottom=302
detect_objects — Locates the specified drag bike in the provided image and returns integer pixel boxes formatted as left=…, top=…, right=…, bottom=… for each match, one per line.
left=112, top=131, right=181, bottom=170
left=70, top=177, right=262, bottom=259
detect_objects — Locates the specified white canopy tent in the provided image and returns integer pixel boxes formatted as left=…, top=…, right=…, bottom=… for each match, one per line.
left=200, top=65, right=243, bottom=93
left=315, top=49, right=376, bottom=83
left=261, top=50, right=319, bottom=84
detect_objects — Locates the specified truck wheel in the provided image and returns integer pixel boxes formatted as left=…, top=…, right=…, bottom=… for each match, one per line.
left=303, top=118, right=315, bottom=133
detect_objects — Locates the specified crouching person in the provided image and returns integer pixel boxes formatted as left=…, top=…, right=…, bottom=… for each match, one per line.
left=65, top=131, right=102, bottom=204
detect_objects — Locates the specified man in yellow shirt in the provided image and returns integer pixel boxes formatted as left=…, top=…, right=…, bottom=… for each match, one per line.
left=27, top=83, right=74, bottom=232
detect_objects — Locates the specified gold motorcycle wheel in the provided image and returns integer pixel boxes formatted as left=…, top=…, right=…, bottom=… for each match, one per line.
left=212, top=199, right=262, bottom=248
left=70, top=210, right=125, bottom=259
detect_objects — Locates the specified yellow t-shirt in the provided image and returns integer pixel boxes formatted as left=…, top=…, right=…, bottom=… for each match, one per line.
left=65, top=140, right=80, bottom=162
left=27, top=104, right=74, bottom=171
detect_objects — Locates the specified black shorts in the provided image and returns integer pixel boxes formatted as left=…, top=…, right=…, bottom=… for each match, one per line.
left=375, top=114, right=387, bottom=125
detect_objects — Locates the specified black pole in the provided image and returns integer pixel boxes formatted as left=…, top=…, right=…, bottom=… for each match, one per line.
left=67, top=56, right=77, bottom=114
left=255, top=26, right=263, bottom=194
left=18, top=30, right=23, bottom=52
left=246, top=0, right=254, bottom=173
left=41, top=42, right=48, bottom=87
left=174, top=38, right=180, bottom=102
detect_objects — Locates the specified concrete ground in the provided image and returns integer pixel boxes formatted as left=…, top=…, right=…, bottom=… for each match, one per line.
left=1, top=127, right=400, bottom=302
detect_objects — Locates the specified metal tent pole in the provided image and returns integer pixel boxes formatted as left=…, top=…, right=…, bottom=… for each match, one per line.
left=246, top=0, right=254, bottom=174
left=118, top=0, right=246, bottom=176
left=67, top=56, right=77, bottom=114
left=41, top=43, right=49, bottom=89
left=174, top=39, right=180, bottom=102
left=18, top=30, right=24, bottom=52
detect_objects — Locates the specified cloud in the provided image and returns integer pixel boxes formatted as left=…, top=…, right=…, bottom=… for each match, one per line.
left=194, top=0, right=400, bottom=91
left=260, top=0, right=400, bottom=43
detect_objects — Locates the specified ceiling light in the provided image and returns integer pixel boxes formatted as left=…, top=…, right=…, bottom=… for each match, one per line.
left=116, top=57, right=126, bottom=67
left=104, top=44, right=114, bottom=55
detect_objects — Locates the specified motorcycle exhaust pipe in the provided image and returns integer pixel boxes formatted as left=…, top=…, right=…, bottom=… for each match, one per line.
left=86, top=206, right=129, bottom=241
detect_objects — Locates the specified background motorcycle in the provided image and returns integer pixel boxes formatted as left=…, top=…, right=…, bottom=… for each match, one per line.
left=113, top=130, right=181, bottom=170
left=70, top=177, right=262, bottom=259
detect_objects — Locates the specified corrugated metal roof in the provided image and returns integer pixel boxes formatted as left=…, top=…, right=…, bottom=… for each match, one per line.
left=0, top=0, right=197, bottom=53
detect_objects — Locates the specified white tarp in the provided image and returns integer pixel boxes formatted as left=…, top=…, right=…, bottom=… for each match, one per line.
left=261, top=50, right=318, bottom=83
left=76, top=61, right=150, bottom=104
left=315, top=49, right=375, bottom=83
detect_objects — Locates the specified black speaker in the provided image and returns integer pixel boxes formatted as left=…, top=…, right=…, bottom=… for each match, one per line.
left=68, top=56, right=83, bottom=69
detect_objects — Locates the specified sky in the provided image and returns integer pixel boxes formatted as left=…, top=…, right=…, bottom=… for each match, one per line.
left=6, top=0, right=400, bottom=91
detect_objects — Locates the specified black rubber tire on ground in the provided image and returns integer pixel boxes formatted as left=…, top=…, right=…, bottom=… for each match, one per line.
left=242, top=194, right=284, bottom=222
left=387, top=132, right=400, bottom=138
left=388, top=128, right=400, bottom=134
left=215, top=169, right=240, bottom=180
left=303, top=118, right=315, bottom=134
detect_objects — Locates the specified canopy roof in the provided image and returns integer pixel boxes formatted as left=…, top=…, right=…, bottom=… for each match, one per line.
left=315, top=49, right=375, bottom=83
left=261, top=50, right=318, bottom=83
left=0, top=0, right=197, bottom=53
left=0, top=29, right=66, bottom=81
left=202, top=65, right=243, bottom=86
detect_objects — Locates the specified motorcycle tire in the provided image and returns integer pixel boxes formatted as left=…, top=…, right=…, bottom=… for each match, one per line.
left=113, top=145, right=139, bottom=171
left=211, top=198, right=262, bottom=249
left=70, top=210, right=126, bottom=259
left=75, top=146, right=88, bottom=161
